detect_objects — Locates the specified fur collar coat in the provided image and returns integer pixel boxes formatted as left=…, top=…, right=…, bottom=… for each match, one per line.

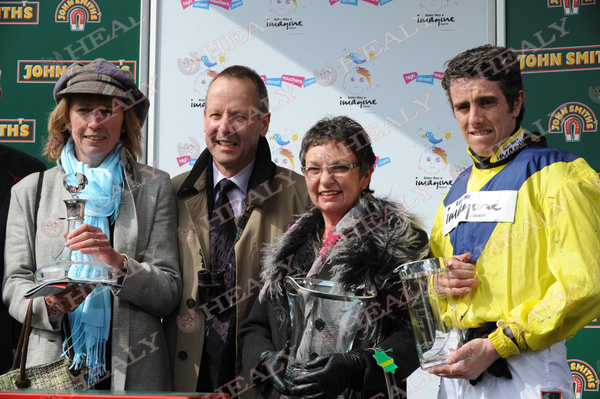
left=259, top=194, right=431, bottom=342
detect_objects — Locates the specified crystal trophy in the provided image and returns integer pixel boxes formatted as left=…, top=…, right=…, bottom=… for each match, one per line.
left=396, top=258, right=464, bottom=370
left=34, top=173, right=121, bottom=285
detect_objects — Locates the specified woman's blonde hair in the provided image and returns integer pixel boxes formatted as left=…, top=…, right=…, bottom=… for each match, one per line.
left=44, top=94, right=143, bottom=162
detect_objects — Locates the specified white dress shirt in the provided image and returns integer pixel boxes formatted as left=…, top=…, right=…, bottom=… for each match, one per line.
left=212, top=159, right=255, bottom=218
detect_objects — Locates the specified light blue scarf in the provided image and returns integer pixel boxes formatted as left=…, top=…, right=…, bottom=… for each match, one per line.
left=59, top=139, right=124, bottom=384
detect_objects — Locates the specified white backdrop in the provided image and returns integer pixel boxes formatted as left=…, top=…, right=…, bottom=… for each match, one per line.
left=151, top=0, right=494, bottom=396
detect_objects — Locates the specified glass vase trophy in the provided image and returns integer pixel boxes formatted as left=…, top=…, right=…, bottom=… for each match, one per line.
left=283, top=276, right=376, bottom=385
left=34, top=173, right=121, bottom=288
left=395, top=258, right=467, bottom=370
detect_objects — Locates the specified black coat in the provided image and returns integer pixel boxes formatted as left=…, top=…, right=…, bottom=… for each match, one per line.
left=0, top=144, right=46, bottom=373
left=239, top=195, right=430, bottom=399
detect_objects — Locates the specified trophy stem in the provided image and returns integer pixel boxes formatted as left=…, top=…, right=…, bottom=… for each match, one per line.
left=34, top=173, right=121, bottom=285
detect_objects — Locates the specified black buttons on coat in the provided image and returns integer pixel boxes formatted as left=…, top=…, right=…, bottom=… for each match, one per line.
left=314, top=318, right=325, bottom=330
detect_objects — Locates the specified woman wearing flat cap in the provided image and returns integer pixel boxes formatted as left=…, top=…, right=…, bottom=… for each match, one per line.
left=3, top=59, right=181, bottom=390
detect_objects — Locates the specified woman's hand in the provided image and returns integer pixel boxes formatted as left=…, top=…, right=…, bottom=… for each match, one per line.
left=288, top=351, right=367, bottom=399
left=65, top=224, right=124, bottom=271
left=434, top=253, right=480, bottom=296
left=44, top=283, right=95, bottom=314
left=257, top=346, right=293, bottom=396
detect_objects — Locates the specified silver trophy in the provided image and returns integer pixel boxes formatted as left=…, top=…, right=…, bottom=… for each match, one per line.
left=284, top=276, right=376, bottom=386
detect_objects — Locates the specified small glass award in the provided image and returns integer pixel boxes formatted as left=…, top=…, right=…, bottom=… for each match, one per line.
left=34, top=172, right=122, bottom=286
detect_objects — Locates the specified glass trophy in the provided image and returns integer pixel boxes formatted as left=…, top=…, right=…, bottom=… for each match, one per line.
left=396, top=258, right=464, bottom=369
left=34, top=173, right=121, bottom=286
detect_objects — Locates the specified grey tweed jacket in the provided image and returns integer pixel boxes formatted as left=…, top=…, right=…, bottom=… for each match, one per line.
left=2, top=152, right=181, bottom=391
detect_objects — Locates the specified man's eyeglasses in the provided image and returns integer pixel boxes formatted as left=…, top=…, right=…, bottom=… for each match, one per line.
left=301, top=163, right=359, bottom=179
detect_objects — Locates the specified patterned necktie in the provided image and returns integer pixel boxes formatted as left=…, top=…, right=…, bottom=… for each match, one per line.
left=209, top=179, right=237, bottom=280
left=204, top=178, right=238, bottom=388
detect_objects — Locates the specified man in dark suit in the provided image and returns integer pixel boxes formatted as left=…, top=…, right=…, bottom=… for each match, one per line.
left=0, top=144, right=46, bottom=372
left=165, top=65, right=308, bottom=397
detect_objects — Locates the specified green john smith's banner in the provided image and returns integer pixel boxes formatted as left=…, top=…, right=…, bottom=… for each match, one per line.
left=507, top=1, right=600, bottom=398
left=0, top=1, right=144, bottom=166
left=506, top=1, right=600, bottom=170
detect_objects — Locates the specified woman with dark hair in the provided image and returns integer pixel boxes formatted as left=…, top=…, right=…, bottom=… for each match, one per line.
left=3, top=59, right=181, bottom=390
left=240, top=115, right=430, bottom=399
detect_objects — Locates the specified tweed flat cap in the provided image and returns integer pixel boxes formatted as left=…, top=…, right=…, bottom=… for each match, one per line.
left=53, top=59, right=150, bottom=126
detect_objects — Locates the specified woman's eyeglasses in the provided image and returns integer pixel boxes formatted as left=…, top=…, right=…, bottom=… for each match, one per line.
left=301, top=163, right=359, bottom=179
